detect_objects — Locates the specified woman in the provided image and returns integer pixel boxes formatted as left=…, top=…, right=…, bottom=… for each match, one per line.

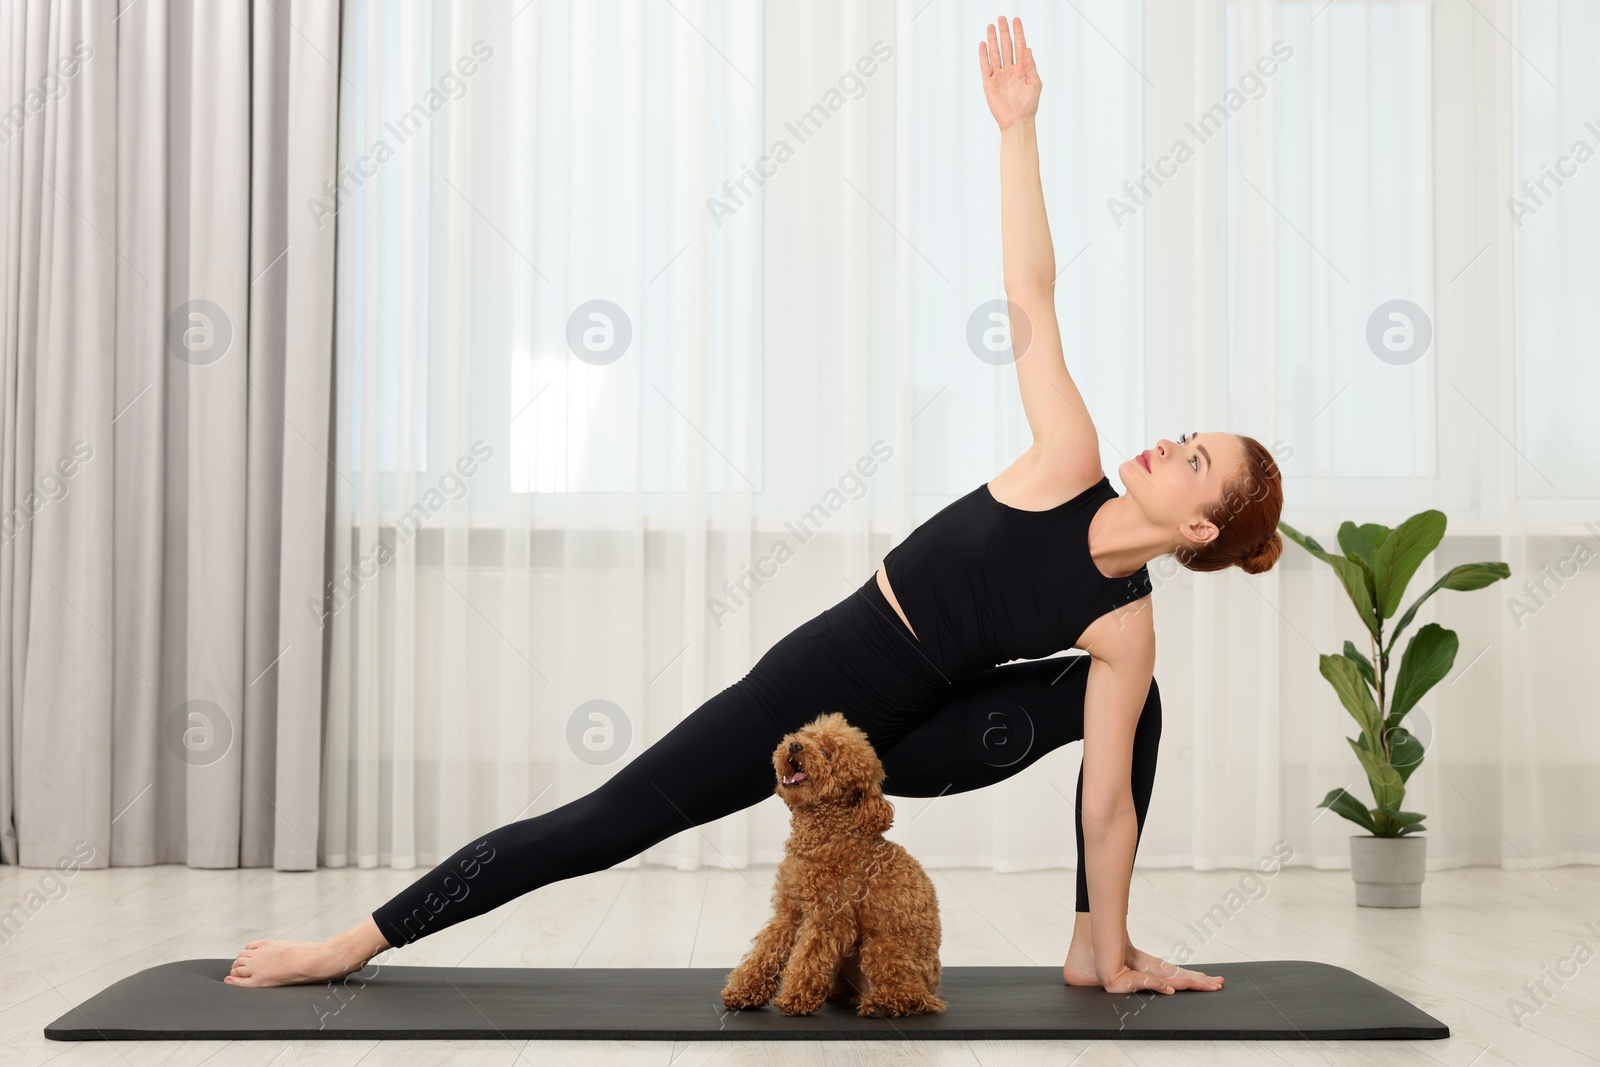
left=227, top=16, right=1282, bottom=997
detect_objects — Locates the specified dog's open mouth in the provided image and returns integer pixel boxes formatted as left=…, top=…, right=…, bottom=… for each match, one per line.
left=781, top=757, right=809, bottom=787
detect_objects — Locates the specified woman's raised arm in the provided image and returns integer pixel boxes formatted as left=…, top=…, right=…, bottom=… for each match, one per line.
left=979, top=16, right=1102, bottom=481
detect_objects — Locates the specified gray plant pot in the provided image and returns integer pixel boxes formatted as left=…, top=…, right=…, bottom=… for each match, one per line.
left=1349, top=834, right=1427, bottom=907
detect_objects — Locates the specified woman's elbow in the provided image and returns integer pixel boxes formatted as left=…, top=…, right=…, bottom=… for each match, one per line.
left=1080, top=792, right=1136, bottom=829
left=1003, top=273, right=1054, bottom=299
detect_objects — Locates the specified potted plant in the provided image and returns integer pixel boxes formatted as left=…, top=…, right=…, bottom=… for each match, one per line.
left=1279, top=511, right=1509, bottom=907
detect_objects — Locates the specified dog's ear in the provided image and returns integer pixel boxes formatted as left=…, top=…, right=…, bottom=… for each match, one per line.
left=849, top=784, right=895, bottom=835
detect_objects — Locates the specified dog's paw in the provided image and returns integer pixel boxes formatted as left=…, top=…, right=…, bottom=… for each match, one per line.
left=720, top=982, right=774, bottom=1011
left=772, top=990, right=824, bottom=1016
left=857, top=991, right=947, bottom=1017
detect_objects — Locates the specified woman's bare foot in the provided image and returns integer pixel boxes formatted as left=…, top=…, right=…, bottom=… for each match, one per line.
left=1062, top=942, right=1102, bottom=987
left=1060, top=914, right=1224, bottom=991
left=225, top=916, right=391, bottom=988
left=1062, top=912, right=1102, bottom=986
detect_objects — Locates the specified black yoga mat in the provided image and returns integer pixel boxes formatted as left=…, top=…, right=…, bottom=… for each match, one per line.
left=45, top=959, right=1448, bottom=1041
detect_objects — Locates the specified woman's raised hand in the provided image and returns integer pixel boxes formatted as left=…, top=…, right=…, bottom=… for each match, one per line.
left=978, top=16, right=1041, bottom=130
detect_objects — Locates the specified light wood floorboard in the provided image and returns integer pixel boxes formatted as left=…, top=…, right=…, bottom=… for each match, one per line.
left=1, top=863, right=1595, bottom=1066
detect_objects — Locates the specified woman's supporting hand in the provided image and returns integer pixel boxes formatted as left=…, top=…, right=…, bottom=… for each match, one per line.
left=979, top=15, right=1041, bottom=130
left=1124, top=945, right=1225, bottom=992
left=1064, top=927, right=1227, bottom=993
left=1098, top=962, right=1177, bottom=996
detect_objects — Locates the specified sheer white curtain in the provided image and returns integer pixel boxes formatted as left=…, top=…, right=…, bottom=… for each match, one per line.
left=1153, top=0, right=1442, bottom=871
left=321, top=0, right=774, bottom=870
left=1154, top=0, right=1599, bottom=871
left=1494, top=0, right=1600, bottom=865
left=322, top=0, right=1598, bottom=878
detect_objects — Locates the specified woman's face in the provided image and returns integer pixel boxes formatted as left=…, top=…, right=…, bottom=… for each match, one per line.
left=1118, top=431, right=1247, bottom=550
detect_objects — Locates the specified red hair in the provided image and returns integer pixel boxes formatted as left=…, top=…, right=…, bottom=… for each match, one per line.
left=1178, top=435, right=1284, bottom=575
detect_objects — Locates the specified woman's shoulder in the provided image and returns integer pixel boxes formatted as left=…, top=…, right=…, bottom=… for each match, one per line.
left=988, top=442, right=1105, bottom=510
left=1030, top=437, right=1105, bottom=493
left=1075, top=593, right=1155, bottom=665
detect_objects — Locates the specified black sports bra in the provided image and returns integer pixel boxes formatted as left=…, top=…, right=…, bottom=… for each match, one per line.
left=880, top=474, right=1153, bottom=680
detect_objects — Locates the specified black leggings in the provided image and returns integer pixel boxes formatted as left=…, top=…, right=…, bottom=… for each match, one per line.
left=370, top=574, right=1162, bottom=948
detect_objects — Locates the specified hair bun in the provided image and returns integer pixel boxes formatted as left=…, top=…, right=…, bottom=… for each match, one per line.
left=1241, top=530, right=1283, bottom=575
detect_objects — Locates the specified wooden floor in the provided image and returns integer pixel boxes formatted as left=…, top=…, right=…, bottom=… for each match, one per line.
left=2, top=859, right=1597, bottom=1065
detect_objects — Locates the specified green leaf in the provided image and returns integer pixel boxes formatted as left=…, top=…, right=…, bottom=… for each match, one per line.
left=1279, top=521, right=1328, bottom=558
left=1342, top=640, right=1376, bottom=691
left=1320, top=654, right=1381, bottom=741
left=1388, top=562, right=1512, bottom=654
left=1370, top=511, right=1447, bottom=619
left=1332, top=559, right=1381, bottom=635
left=1397, top=823, right=1427, bottom=836
left=1338, top=522, right=1390, bottom=563
left=1347, top=736, right=1404, bottom=810
left=1317, top=787, right=1378, bottom=834
left=1337, top=522, right=1388, bottom=604
left=1387, top=726, right=1426, bottom=782
left=1441, top=561, right=1513, bottom=591
left=1280, top=522, right=1381, bottom=633
left=1380, top=809, right=1427, bottom=826
left=1387, top=623, right=1459, bottom=729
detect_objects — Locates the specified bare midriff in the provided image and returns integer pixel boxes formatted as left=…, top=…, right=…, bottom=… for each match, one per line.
left=874, top=567, right=921, bottom=642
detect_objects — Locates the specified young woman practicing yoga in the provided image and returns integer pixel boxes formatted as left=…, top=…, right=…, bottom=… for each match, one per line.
left=227, top=16, right=1283, bottom=996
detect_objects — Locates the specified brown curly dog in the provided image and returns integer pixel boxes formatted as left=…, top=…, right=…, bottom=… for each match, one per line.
left=720, top=711, right=946, bottom=1018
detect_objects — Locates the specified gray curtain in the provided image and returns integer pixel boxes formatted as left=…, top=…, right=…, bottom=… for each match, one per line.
left=0, top=0, right=339, bottom=870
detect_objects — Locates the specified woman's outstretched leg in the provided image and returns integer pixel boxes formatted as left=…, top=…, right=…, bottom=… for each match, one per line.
left=225, top=570, right=951, bottom=989
left=227, top=672, right=799, bottom=987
